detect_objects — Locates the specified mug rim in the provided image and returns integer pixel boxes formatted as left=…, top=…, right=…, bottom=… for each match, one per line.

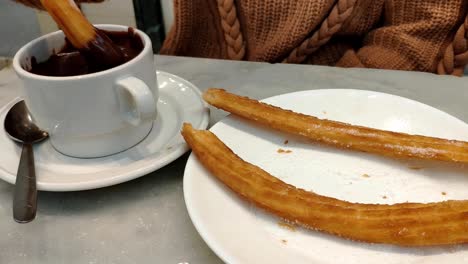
left=12, top=24, right=152, bottom=81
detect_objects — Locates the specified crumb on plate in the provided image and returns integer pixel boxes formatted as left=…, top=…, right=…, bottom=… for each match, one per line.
left=277, top=148, right=292, bottom=154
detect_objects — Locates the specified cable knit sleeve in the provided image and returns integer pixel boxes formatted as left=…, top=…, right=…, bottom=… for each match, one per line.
left=336, top=0, right=467, bottom=73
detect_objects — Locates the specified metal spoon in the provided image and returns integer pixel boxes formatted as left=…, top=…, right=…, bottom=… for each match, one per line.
left=4, top=100, right=48, bottom=223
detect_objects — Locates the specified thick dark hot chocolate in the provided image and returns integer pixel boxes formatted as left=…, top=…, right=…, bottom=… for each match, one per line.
left=29, top=27, right=143, bottom=77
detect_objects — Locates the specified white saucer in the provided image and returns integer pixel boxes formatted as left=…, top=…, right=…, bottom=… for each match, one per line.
left=0, top=71, right=209, bottom=191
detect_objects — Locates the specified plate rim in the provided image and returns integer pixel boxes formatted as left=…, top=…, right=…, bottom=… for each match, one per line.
left=0, top=71, right=209, bottom=192
left=183, top=88, right=468, bottom=263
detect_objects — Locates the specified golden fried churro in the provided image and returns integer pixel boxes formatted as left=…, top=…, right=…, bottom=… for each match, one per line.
left=182, top=123, right=468, bottom=246
left=203, top=88, right=468, bottom=163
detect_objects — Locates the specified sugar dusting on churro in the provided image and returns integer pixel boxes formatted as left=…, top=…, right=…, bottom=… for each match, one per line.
left=278, top=221, right=297, bottom=232
left=203, top=88, right=468, bottom=164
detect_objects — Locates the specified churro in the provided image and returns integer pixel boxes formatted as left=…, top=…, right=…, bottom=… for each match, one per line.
left=182, top=123, right=468, bottom=246
left=203, top=88, right=468, bottom=163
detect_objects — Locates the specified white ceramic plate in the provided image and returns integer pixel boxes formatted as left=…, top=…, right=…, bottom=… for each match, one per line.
left=184, top=89, right=468, bottom=264
left=0, top=71, right=209, bottom=191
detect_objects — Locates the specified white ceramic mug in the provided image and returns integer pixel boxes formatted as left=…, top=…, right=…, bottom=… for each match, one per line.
left=13, top=24, right=158, bottom=158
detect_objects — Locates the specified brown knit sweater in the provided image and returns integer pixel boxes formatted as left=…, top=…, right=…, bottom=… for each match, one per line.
left=161, top=0, right=468, bottom=76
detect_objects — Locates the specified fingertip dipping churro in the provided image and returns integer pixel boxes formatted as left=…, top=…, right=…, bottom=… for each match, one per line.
left=203, top=88, right=468, bottom=164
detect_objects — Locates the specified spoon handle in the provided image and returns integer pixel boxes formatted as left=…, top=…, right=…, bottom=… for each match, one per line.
left=13, top=143, right=37, bottom=223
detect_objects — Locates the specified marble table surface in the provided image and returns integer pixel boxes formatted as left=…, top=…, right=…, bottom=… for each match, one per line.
left=0, top=55, right=467, bottom=264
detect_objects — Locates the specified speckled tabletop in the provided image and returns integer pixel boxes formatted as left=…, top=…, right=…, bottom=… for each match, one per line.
left=0, top=55, right=467, bottom=264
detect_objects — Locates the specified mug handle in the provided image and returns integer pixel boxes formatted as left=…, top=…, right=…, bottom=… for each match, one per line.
left=115, top=76, right=157, bottom=126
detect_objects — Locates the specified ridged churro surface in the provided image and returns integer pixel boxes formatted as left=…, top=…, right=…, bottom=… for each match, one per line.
left=203, top=88, right=468, bottom=163
left=182, top=123, right=468, bottom=246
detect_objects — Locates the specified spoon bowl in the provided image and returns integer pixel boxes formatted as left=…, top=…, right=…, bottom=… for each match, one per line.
left=5, top=101, right=48, bottom=144
left=4, top=100, right=48, bottom=223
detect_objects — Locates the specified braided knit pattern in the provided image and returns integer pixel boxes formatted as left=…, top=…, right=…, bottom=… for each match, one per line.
left=217, top=0, right=246, bottom=60
left=283, top=0, right=357, bottom=64
left=437, top=15, right=468, bottom=76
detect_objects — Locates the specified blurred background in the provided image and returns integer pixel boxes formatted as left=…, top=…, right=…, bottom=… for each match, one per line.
left=0, top=0, right=171, bottom=59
